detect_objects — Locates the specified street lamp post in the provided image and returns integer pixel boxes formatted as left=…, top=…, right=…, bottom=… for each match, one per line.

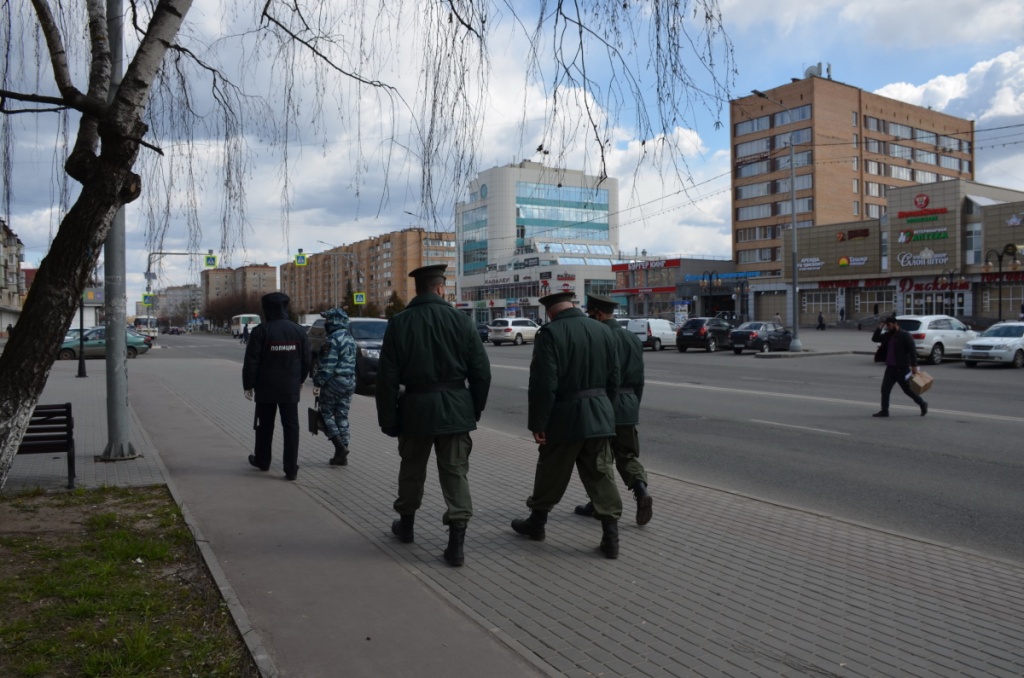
left=699, top=270, right=721, bottom=316
left=983, top=244, right=1021, bottom=321
left=753, top=89, right=802, bottom=352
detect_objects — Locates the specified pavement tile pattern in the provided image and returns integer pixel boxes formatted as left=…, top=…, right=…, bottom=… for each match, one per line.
left=6, top=356, right=1024, bottom=677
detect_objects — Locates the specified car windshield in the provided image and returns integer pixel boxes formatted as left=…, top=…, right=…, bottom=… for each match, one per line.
left=491, top=320, right=509, bottom=328
left=981, top=325, right=1024, bottom=338
left=735, top=322, right=763, bottom=331
left=896, top=319, right=922, bottom=331
left=350, top=322, right=388, bottom=341
left=681, top=319, right=705, bottom=329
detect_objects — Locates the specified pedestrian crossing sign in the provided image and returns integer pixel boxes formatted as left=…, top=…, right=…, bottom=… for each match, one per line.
left=295, top=253, right=308, bottom=266
left=204, top=254, right=218, bottom=268
left=142, top=294, right=154, bottom=307
left=353, top=292, right=366, bottom=305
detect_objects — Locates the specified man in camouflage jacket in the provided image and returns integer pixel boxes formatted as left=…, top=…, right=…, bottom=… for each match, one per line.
left=312, top=308, right=357, bottom=466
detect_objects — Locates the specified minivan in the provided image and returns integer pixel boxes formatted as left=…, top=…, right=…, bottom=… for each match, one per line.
left=626, top=318, right=675, bottom=351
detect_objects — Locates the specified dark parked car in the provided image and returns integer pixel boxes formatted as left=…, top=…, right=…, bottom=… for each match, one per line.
left=676, top=317, right=733, bottom=352
left=476, top=322, right=490, bottom=342
left=58, top=327, right=151, bottom=360
left=729, top=321, right=792, bottom=354
left=308, top=317, right=389, bottom=395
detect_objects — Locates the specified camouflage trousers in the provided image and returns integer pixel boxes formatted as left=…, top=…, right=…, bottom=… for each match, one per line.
left=319, top=386, right=354, bottom=445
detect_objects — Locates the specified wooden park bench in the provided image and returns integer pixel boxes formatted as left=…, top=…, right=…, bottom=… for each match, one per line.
left=16, top=403, right=76, bottom=489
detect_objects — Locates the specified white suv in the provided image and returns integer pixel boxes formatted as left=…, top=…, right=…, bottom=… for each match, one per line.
left=625, top=318, right=676, bottom=351
left=896, top=314, right=977, bottom=365
left=488, top=318, right=540, bottom=346
left=962, top=322, right=1024, bottom=368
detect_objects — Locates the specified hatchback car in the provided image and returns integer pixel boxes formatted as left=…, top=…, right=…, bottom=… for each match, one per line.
left=729, top=321, right=792, bottom=354
left=962, top=322, right=1024, bottom=368
left=676, top=317, right=733, bottom=352
left=58, top=327, right=151, bottom=360
left=488, top=318, right=540, bottom=346
left=895, top=314, right=977, bottom=365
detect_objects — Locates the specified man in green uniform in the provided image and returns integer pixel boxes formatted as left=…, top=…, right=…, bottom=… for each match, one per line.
left=511, top=291, right=624, bottom=558
left=575, top=294, right=653, bottom=525
left=376, top=264, right=491, bottom=567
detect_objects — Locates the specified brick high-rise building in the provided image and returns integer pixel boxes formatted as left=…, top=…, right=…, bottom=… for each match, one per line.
left=730, top=70, right=975, bottom=278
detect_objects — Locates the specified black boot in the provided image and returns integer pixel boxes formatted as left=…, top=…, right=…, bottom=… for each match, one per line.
left=574, top=500, right=595, bottom=517
left=444, top=521, right=467, bottom=566
left=511, top=510, right=547, bottom=541
left=599, top=520, right=619, bottom=559
left=328, top=435, right=349, bottom=466
left=391, top=514, right=415, bottom=543
left=632, top=481, right=653, bottom=526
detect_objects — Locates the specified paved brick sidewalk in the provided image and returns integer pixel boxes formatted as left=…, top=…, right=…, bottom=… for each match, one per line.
left=6, top=358, right=1024, bottom=677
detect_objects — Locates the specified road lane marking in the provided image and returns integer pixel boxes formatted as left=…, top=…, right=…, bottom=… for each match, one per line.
left=750, top=419, right=850, bottom=435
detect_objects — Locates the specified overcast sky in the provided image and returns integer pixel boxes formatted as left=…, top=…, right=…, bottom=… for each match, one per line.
left=6, top=1, right=1024, bottom=310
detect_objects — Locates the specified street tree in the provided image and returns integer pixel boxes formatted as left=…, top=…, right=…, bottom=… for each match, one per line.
left=0, top=1, right=733, bottom=487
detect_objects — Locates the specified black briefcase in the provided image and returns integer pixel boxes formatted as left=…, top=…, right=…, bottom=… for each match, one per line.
left=307, top=397, right=327, bottom=435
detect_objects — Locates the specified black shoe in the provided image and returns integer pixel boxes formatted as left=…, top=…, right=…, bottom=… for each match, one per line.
left=872, top=411, right=889, bottom=417
left=248, top=455, right=269, bottom=471
left=599, top=520, right=619, bottom=559
left=392, top=515, right=415, bottom=544
left=920, top=401, right=928, bottom=416
left=511, top=510, right=547, bottom=541
left=633, top=481, right=653, bottom=526
left=285, top=472, right=297, bottom=481
left=444, top=522, right=467, bottom=567
left=574, top=501, right=595, bottom=517
left=328, top=436, right=349, bottom=466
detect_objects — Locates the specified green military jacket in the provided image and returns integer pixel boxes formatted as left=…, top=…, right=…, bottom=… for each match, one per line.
left=603, top=318, right=644, bottom=425
left=528, top=307, right=619, bottom=443
left=375, top=293, right=491, bottom=436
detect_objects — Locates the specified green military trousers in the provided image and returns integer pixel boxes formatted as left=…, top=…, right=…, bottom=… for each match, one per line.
left=526, top=437, right=622, bottom=520
left=610, top=424, right=647, bottom=490
left=393, top=432, right=473, bottom=524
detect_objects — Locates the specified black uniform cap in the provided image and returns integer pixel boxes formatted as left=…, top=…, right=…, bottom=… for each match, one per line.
left=538, top=291, right=575, bottom=309
left=586, top=294, right=618, bottom=314
left=408, top=263, right=448, bottom=279
left=883, top=315, right=898, bottom=324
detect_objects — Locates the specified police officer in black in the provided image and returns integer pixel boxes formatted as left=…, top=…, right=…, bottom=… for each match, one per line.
left=512, top=291, right=624, bottom=558
left=243, top=292, right=311, bottom=480
left=575, top=294, right=653, bottom=525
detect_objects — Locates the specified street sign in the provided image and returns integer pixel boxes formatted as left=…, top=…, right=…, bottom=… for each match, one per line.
left=141, top=294, right=154, bottom=307
left=204, top=254, right=218, bottom=268
left=353, top=292, right=366, bottom=305
left=295, top=253, right=308, bottom=266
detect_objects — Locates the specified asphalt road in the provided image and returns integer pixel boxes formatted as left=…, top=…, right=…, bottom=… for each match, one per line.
left=147, top=332, right=1024, bottom=563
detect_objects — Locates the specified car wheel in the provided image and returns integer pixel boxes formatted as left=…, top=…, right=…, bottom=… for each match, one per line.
left=706, top=337, right=717, bottom=352
left=964, top=361, right=977, bottom=368
left=1013, top=350, right=1024, bottom=369
left=928, top=343, right=944, bottom=365
left=58, top=348, right=75, bottom=361
left=733, top=347, right=743, bottom=354
left=514, top=334, right=524, bottom=346
left=760, top=342, right=771, bottom=353
left=677, top=345, right=687, bottom=352
left=652, top=338, right=661, bottom=351
left=126, top=346, right=138, bottom=359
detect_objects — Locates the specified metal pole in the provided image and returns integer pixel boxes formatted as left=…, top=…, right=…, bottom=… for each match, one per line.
left=77, top=296, right=87, bottom=378
left=998, top=257, right=1004, bottom=322
left=789, top=142, right=802, bottom=352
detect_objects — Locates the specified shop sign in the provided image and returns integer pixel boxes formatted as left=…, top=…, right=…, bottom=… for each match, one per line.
left=518, top=298, right=531, bottom=304
left=539, top=271, right=552, bottom=280
left=818, top=280, right=860, bottom=288
left=865, top=278, right=892, bottom=288
left=838, top=256, right=868, bottom=267
left=613, top=258, right=682, bottom=272
left=897, top=278, right=970, bottom=292
left=896, top=207, right=948, bottom=223
left=557, top=272, right=576, bottom=281
left=836, top=229, right=870, bottom=242
left=797, top=257, right=825, bottom=271
left=897, top=228, right=948, bottom=243
left=1008, top=214, right=1022, bottom=227
left=474, top=301, right=488, bottom=308
left=896, top=248, right=950, bottom=267
left=485, top=276, right=511, bottom=284
left=524, top=257, right=540, bottom=267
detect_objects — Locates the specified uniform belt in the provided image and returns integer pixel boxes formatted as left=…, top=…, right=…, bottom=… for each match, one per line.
left=556, top=387, right=606, bottom=401
left=403, top=379, right=466, bottom=395
left=616, top=387, right=635, bottom=396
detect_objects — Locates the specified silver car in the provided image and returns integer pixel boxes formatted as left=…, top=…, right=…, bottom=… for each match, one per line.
left=488, top=318, right=540, bottom=346
left=962, top=322, right=1024, bottom=369
left=896, top=314, right=977, bottom=365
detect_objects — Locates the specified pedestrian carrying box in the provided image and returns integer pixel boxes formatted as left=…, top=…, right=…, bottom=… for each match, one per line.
left=909, top=371, right=934, bottom=395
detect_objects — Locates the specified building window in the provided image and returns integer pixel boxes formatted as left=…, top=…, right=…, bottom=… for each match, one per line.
left=866, top=203, right=883, bottom=218
left=889, top=165, right=912, bottom=181
left=863, top=138, right=883, bottom=154
left=866, top=182, right=884, bottom=198
left=775, top=174, right=812, bottom=194
left=914, top=129, right=937, bottom=145
left=773, top=127, right=811, bottom=149
left=852, top=156, right=859, bottom=171
left=736, top=159, right=769, bottom=178
left=939, top=155, right=960, bottom=171
left=938, top=135, right=960, bottom=152
left=914, top=169, right=937, bottom=183
left=853, top=201, right=860, bottom=216
left=737, top=204, right=772, bottom=221
left=962, top=159, right=971, bottom=174
left=914, top=149, right=937, bottom=165
left=773, top=104, right=811, bottom=126
left=865, top=160, right=883, bottom=176
left=888, top=122, right=912, bottom=139
left=865, top=116, right=880, bottom=132
left=736, top=181, right=771, bottom=200
left=853, top=133, right=859, bottom=149
left=852, top=179, right=859, bottom=194
left=889, top=143, right=911, bottom=160
left=852, top=112, right=858, bottom=127
left=735, top=115, right=770, bottom=136
left=736, top=137, right=771, bottom=159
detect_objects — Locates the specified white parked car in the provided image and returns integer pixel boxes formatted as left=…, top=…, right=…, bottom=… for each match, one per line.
left=625, top=318, right=676, bottom=351
left=962, top=322, right=1024, bottom=369
left=488, top=318, right=540, bottom=346
left=895, top=314, right=977, bottom=365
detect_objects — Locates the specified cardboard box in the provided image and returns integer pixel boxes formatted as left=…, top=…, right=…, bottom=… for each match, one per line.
left=909, top=370, right=933, bottom=395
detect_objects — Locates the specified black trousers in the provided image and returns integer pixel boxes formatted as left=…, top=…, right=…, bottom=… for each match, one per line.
left=253, top=401, right=300, bottom=475
left=880, top=366, right=925, bottom=413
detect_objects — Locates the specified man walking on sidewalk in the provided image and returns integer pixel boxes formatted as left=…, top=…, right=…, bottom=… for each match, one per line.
left=376, top=264, right=491, bottom=567
left=312, top=308, right=357, bottom=466
left=512, top=291, right=624, bottom=559
left=243, top=292, right=311, bottom=480
left=575, top=293, right=652, bottom=525
left=871, top=315, right=927, bottom=418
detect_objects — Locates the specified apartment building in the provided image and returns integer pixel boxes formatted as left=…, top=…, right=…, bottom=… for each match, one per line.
left=454, top=160, right=619, bottom=322
left=200, top=264, right=276, bottom=310
left=1, top=219, right=25, bottom=332
left=279, top=228, right=456, bottom=316
left=730, top=70, right=975, bottom=281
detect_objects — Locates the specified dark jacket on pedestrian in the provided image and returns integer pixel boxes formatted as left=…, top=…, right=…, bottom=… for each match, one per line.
left=529, top=307, right=619, bottom=443
left=376, top=293, right=491, bottom=436
left=871, top=325, right=918, bottom=370
left=242, top=293, right=311, bottom=403
left=602, top=318, right=644, bottom=426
